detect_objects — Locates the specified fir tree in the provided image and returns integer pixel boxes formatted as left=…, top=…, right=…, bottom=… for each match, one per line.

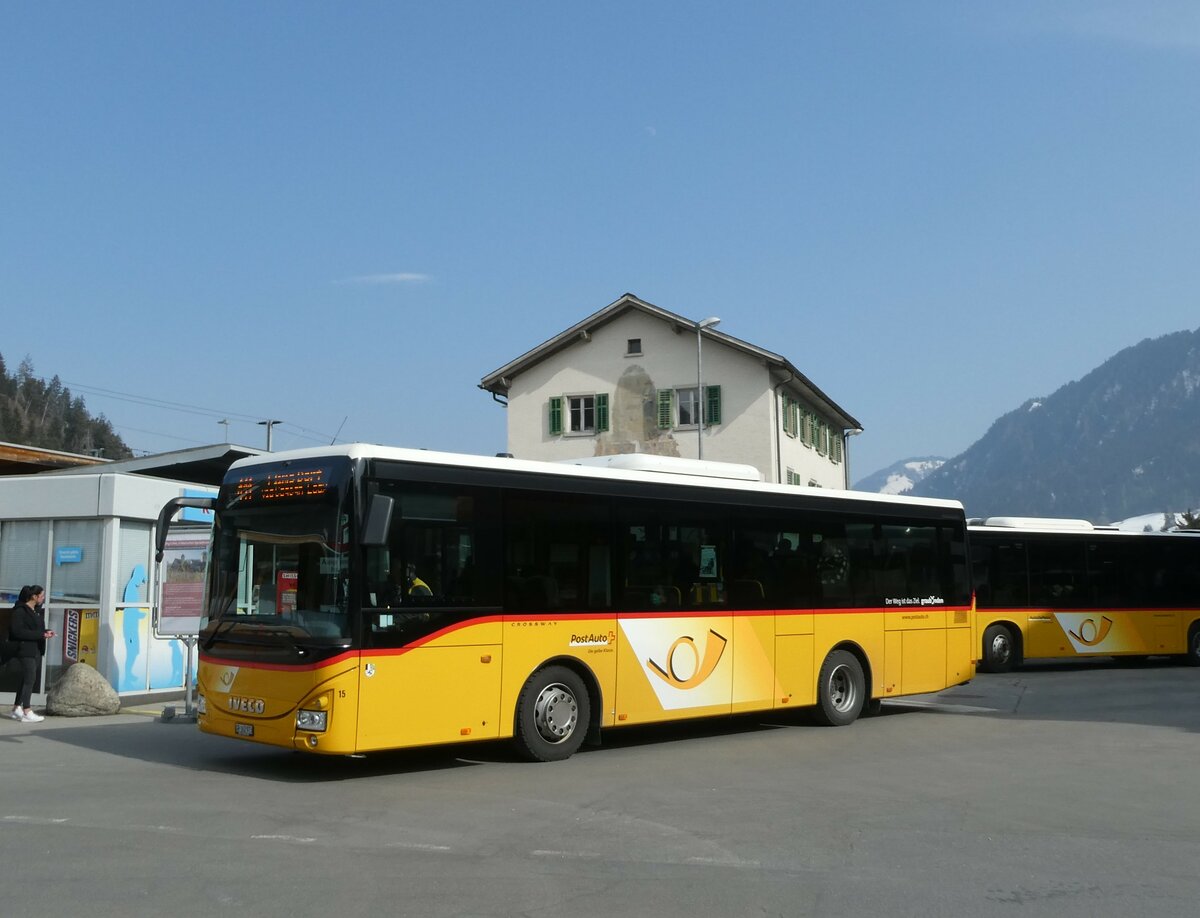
left=0, top=352, right=133, bottom=457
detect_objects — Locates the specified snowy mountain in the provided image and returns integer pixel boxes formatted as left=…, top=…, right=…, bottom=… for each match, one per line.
left=1113, top=512, right=1185, bottom=532
left=910, top=327, right=1200, bottom=522
left=853, top=457, right=946, bottom=496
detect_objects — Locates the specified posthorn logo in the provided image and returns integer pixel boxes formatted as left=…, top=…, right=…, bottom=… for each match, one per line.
left=647, top=629, right=728, bottom=689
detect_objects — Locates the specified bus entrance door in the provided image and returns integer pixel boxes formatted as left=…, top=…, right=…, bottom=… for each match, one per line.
left=355, top=620, right=503, bottom=751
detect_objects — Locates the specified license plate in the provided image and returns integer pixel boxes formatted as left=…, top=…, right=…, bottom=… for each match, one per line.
left=234, top=723, right=254, bottom=737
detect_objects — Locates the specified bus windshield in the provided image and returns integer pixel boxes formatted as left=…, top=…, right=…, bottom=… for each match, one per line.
left=202, top=457, right=354, bottom=654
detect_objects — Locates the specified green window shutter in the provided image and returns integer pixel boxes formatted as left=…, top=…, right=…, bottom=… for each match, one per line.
left=832, top=432, right=843, bottom=464
left=595, top=393, right=609, bottom=432
left=548, top=396, right=563, bottom=436
left=657, top=389, right=674, bottom=429
left=705, top=385, right=721, bottom=426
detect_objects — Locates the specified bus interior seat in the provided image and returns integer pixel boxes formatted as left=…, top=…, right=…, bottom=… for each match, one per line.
left=625, top=585, right=681, bottom=609
left=729, top=579, right=764, bottom=606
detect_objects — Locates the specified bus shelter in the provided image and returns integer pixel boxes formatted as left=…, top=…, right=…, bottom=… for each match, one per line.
left=0, top=471, right=213, bottom=705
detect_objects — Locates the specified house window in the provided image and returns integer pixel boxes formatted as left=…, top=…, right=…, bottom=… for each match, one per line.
left=549, top=394, right=609, bottom=437
left=626, top=338, right=642, bottom=356
left=678, top=387, right=700, bottom=427
left=569, top=396, right=595, bottom=433
left=657, top=386, right=722, bottom=430
left=782, top=396, right=798, bottom=438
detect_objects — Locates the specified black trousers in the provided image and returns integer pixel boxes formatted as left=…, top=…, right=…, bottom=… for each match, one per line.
left=14, top=656, right=38, bottom=709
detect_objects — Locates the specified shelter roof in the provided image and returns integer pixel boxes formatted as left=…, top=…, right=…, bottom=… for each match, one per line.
left=45, top=442, right=263, bottom=487
left=0, top=440, right=109, bottom=476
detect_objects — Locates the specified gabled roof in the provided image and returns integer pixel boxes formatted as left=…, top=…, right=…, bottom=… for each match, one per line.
left=479, top=292, right=861, bottom=430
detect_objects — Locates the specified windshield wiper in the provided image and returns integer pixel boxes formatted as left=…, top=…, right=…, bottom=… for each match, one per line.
left=201, top=618, right=240, bottom=651
left=201, top=618, right=346, bottom=657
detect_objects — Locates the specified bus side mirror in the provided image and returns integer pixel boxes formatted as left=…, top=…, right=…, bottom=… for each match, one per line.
left=361, top=494, right=394, bottom=546
left=155, top=496, right=217, bottom=562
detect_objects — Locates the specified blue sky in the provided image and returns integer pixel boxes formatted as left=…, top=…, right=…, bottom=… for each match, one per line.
left=3, top=2, right=1198, bottom=481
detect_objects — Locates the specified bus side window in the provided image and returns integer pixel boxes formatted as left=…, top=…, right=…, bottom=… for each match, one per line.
left=366, top=482, right=492, bottom=610
left=503, top=492, right=610, bottom=613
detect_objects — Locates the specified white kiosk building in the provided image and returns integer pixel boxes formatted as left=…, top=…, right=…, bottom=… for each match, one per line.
left=0, top=444, right=258, bottom=707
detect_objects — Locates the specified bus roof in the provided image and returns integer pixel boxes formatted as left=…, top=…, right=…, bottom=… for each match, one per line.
left=971, top=517, right=1200, bottom=538
left=557, top=453, right=763, bottom=481
left=974, top=516, right=1095, bottom=531
left=225, top=444, right=966, bottom=514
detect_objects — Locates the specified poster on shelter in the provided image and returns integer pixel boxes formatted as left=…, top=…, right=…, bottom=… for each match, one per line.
left=160, top=533, right=209, bottom=635
left=63, top=608, right=99, bottom=668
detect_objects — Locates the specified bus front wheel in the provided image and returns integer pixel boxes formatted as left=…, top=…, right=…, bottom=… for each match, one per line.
left=812, top=650, right=865, bottom=727
left=982, top=624, right=1016, bottom=673
left=514, top=665, right=591, bottom=762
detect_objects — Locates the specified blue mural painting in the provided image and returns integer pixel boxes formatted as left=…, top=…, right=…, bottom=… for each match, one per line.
left=114, top=564, right=189, bottom=693
left=118, top=565, right=148, bottom=692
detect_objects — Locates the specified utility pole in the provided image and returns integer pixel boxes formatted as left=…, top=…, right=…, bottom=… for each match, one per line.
left=257, top=419, right=282, bottom=451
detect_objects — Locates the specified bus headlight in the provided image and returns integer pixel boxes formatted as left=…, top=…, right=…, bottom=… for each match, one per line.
left=197, top=694, right=207, bottom=715
left=296, top=709, right=328, bottom=732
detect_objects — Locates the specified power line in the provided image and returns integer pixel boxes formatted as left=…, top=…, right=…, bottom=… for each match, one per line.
left=56, top=378, right=264, bottom=424
left=38, top=375, right=347, bottom=445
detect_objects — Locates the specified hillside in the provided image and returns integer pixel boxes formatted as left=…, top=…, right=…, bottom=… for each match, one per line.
left=0, top=354, right=132, bottom=458
left=852, top=456, right=945, bottom=496
left=910, top=328, right=1200, bottom=522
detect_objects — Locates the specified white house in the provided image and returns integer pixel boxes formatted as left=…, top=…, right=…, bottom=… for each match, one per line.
left=479, top=293, right=862, bottom=488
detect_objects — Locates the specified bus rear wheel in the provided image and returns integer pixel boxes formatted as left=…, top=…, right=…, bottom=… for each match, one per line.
left=813, top=650, right=865, bottom=727
left=982, top=624, right=1016, bottom=673
left=1185, top=624, right=1200, bottom=667
left=514, top=665, right=590, bottom=762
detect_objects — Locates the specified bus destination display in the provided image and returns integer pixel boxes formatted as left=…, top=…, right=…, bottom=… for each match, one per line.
left=233, top=467, right=331, bottom=504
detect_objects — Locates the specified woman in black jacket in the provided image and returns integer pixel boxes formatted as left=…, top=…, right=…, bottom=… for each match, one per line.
left=10, top=584, right=53, bottom=723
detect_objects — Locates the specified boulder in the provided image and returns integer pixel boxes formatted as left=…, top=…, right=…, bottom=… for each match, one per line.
left=46, top=663, right=122, bottom=716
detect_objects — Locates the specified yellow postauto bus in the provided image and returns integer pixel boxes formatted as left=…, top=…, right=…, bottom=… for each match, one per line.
left=970, top=517, right=1200, bottom=672
left=158, top=445, right=975, bottom=761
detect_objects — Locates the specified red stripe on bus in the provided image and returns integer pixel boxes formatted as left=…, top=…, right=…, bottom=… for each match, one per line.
left=200, top=603, right=971, bottom=670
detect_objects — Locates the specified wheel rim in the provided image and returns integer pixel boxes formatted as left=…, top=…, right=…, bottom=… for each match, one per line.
left=533, top=682, right=578, bottom=744
left=990, top=633, right=1011, bottom=664
left=1191, top=630, right=1200, bottom=661
left=827, top=663, right=858, bottom=713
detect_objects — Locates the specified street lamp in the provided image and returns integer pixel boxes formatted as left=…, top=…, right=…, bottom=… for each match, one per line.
left=844, top=427, right=863, bottom=487
left=696, top=316, right=721, bottom=459
left=258, top=419, right=282, bottom=451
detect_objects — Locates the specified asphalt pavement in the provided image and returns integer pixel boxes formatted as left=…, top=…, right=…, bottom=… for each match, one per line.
left=2, top=660, right=1198, bottom=918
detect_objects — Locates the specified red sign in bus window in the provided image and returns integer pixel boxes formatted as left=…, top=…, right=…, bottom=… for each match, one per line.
left=276, top=570, right=298, bottom=615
